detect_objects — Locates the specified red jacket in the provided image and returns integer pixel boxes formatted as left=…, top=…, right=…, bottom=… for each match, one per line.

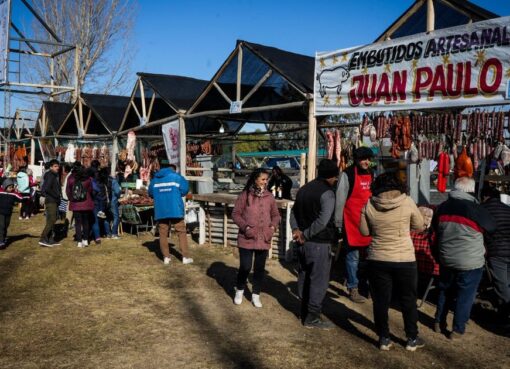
left=232, top=189, right=281, bottom=250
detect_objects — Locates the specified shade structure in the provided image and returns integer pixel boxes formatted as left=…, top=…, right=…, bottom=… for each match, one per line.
left=375, top=0, right=499, bottom=42
left=34, top=101, right=74, bottom=137
left=56, top=94, right=130, bottom=136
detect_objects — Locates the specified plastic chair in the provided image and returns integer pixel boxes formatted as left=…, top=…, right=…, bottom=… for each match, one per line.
left=120, top=204, right=154, bottom=238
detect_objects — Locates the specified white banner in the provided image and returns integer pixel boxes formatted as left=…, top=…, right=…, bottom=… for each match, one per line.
left=161, top=119, right=181, bottom=172
left=0, top=0, right=10, bottom=84
left=314, top=16, right=510, bottom=115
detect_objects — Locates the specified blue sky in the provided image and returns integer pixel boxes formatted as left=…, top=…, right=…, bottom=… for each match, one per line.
left=130, top=0, right=510, bottom=81
left=3, top=0, right=510, bottom=128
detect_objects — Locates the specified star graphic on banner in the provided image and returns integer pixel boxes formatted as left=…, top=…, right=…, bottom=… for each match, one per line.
left=384, top=64, right=391, bottom=73
left=505, top=68, right=510, bottom=78
left=332, top=54, right=338, bottom=64
left=341, top=52, right=348, bottom=62
left=475, top=50, right=486, bottom=67
left=411, top=59, right=418, bottom=70
left=362, top=66, right=369, bottom=75
left=442, top=54, right=450, bottom=66
left=320, top=58, right=326, bottom=68
left=323, top=95, right=330, bottom=106
left=335, top=96, right=342, bottom=105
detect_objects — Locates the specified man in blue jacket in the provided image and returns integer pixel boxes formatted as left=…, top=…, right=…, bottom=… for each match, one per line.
left=148, top=162, right=192, bottom=265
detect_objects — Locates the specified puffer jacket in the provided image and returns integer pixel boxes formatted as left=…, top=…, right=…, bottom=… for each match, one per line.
left=232, top=189, right=281, bottom=250
left=433, top=190, right=496, bottom=270
left=360, top=191, right=425, bottom=262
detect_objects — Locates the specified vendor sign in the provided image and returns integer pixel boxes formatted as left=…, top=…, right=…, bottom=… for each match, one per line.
left=162, top=119, right=181, bottom=172
left=315, top=16, right=510, bottom=115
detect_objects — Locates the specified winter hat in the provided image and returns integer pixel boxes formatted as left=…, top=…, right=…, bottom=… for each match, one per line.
left=317, top=159, right=339, bottom=179
left=1, top=178, right=16, bottom=190
left=353, top=147, right=374, bottom=160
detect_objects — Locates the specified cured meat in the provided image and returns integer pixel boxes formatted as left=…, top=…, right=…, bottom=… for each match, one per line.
left=437, top=152, right=450, bottom=193
left=326, top=129, right=334, bottom=160
left=126, top=131, right=136, bottom=161
left=335, top=129, right=342, bottom=165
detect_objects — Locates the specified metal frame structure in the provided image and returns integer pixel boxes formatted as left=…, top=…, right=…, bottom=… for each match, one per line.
left=0, top=0, right=78, bottom=162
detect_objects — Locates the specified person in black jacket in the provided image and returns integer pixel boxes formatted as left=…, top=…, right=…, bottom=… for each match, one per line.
left=268, top=166, right=293, bottom=200
left=39, top=160, right=62, bottom=247
left=482, top=187, right=510, bottom=324
left=290, top=159, right=339, bottom=329
left=0, top=178, right=22, bottom=249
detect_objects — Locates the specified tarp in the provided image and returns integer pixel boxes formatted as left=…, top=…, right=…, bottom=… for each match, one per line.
left=138, top=73, right=208, bottom=111
left=81, top=94, right=130, bottom=133
left=315, top=16, right=510, bottom=115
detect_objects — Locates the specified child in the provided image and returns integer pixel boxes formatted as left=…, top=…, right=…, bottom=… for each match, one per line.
left=0, top=178, right=22, bottom=249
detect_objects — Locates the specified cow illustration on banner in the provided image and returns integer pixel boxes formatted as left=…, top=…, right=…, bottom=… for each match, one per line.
left=314, top=16, right=510, bottom=115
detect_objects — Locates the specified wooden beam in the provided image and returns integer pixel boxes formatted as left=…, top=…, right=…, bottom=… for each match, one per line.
left=307, top=100, right=317, bottom=182
left=213, top=82, right=232, bottom=105
left=185, top=100, right=306, bottom=119
left=139, top=79, right=147, bottom=121
left=146, top=92, right=156, bottom=122
left=118, top=77, right=141, bottom=132
left=427, top=0, right=435, bottom=33
left=236, top=45, right=243, bottom=102
left=84, top=109, right=92, bottom=133
left=130, top=100, right=142, bottom=120
left=241, top=69, right=272, bottom=104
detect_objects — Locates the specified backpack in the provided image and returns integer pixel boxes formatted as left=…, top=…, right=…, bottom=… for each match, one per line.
left=71, top=180, right=87, bottom=202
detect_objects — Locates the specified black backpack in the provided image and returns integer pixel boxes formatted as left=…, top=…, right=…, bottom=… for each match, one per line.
left=71, top=180, right=87, bottom=202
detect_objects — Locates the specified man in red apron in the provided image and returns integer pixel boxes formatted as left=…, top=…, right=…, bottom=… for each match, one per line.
left=335, top=147, right=374, bottom=303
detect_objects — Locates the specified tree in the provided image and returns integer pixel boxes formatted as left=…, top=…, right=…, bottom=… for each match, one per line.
left=29, top=0, right=136, bottom=98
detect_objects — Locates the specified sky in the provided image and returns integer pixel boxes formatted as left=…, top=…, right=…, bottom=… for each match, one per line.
left=130, top=0, right=510, bottom=81
left=3, top=0, right=510, bottom=128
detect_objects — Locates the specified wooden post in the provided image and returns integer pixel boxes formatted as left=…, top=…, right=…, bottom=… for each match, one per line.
left=178, top=114, right=186, bottom=174
left=236, top=45, right=243, bottom=102
left=285, top=204, right=293, bottom=262
left=30, top=138, right=35, bottom=165
left=73, top=46, right=80, bottom=102
left=299, top=153, right=306, bottom=187
left=307, top=100, right=317, bottom=182
left=223, top=204, right=228, bottom=247
left=198, top=206, right=206, bottom=245
left=427, top=0, right=435, bottom=33
left=111, top=135, right=118, bottom=177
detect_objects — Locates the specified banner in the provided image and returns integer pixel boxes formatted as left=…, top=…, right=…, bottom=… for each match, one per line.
left=314, top=16, right=510, bottom=115
left=161, top=119, right=181, bottom=172
left=0, top=0, right=10, bottom=84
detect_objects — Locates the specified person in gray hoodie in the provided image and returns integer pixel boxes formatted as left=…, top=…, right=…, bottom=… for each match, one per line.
left=432, top=176, right=496, bottom=340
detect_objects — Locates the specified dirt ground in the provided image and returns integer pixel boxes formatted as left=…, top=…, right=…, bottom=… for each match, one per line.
left=0, top=212, right=508, bottom=369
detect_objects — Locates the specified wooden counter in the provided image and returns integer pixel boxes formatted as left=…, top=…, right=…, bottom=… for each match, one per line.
left=192, top=193, right=294, bottom=260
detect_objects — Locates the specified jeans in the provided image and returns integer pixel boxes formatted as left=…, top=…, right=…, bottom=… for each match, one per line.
left=41, top=202, right=58, bottom=241
left=298, top=241, right=332, bottom=315
left=74, top=211, right=92, bottom=243
left=488, top=256, right=510, bottom=316
left=236, top=248, right=268, bottom=295
left=20, top=196, right=32, bottom=218
left=435, top=266, right=483, bottom=334
left=110, top=201, right=120, bottom=236
left=0, top=213, right=12, bottom=242
left=345, top=243, right=360, bottom=289
left=368, top=261, right=419, bottom=339
left=92, top=204, right=111, bottom=240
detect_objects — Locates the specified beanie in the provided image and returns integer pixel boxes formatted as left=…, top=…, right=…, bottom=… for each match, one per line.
left=353, top=147, right=374, bottom=160
left=317, top=159, right=339, bottom=179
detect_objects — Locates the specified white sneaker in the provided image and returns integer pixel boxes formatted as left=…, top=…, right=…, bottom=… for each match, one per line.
left=19, top=217, right=23, bottom=220
left=163, top=257, right=171, bottom=265
left=82, top=240, right=89, bottom=247
left=77, top=242, right=83, bottom=248
left=234, top=288, right=244, bottom=305
left=182, top=257, right=194, bottom=265
left=252, top=294, right=263, bottom=308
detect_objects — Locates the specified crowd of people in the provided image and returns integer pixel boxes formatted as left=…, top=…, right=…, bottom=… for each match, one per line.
left=231, top=150, right=509, bottom=352
left=0, top=153, right=508, bottom=352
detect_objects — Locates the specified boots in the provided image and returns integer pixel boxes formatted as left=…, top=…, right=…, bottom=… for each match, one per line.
left=348, top=288, right=366, bottom=303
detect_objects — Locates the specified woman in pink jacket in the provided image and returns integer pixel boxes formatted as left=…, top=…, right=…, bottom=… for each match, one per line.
left=232, top=168, right=281, bottom=308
